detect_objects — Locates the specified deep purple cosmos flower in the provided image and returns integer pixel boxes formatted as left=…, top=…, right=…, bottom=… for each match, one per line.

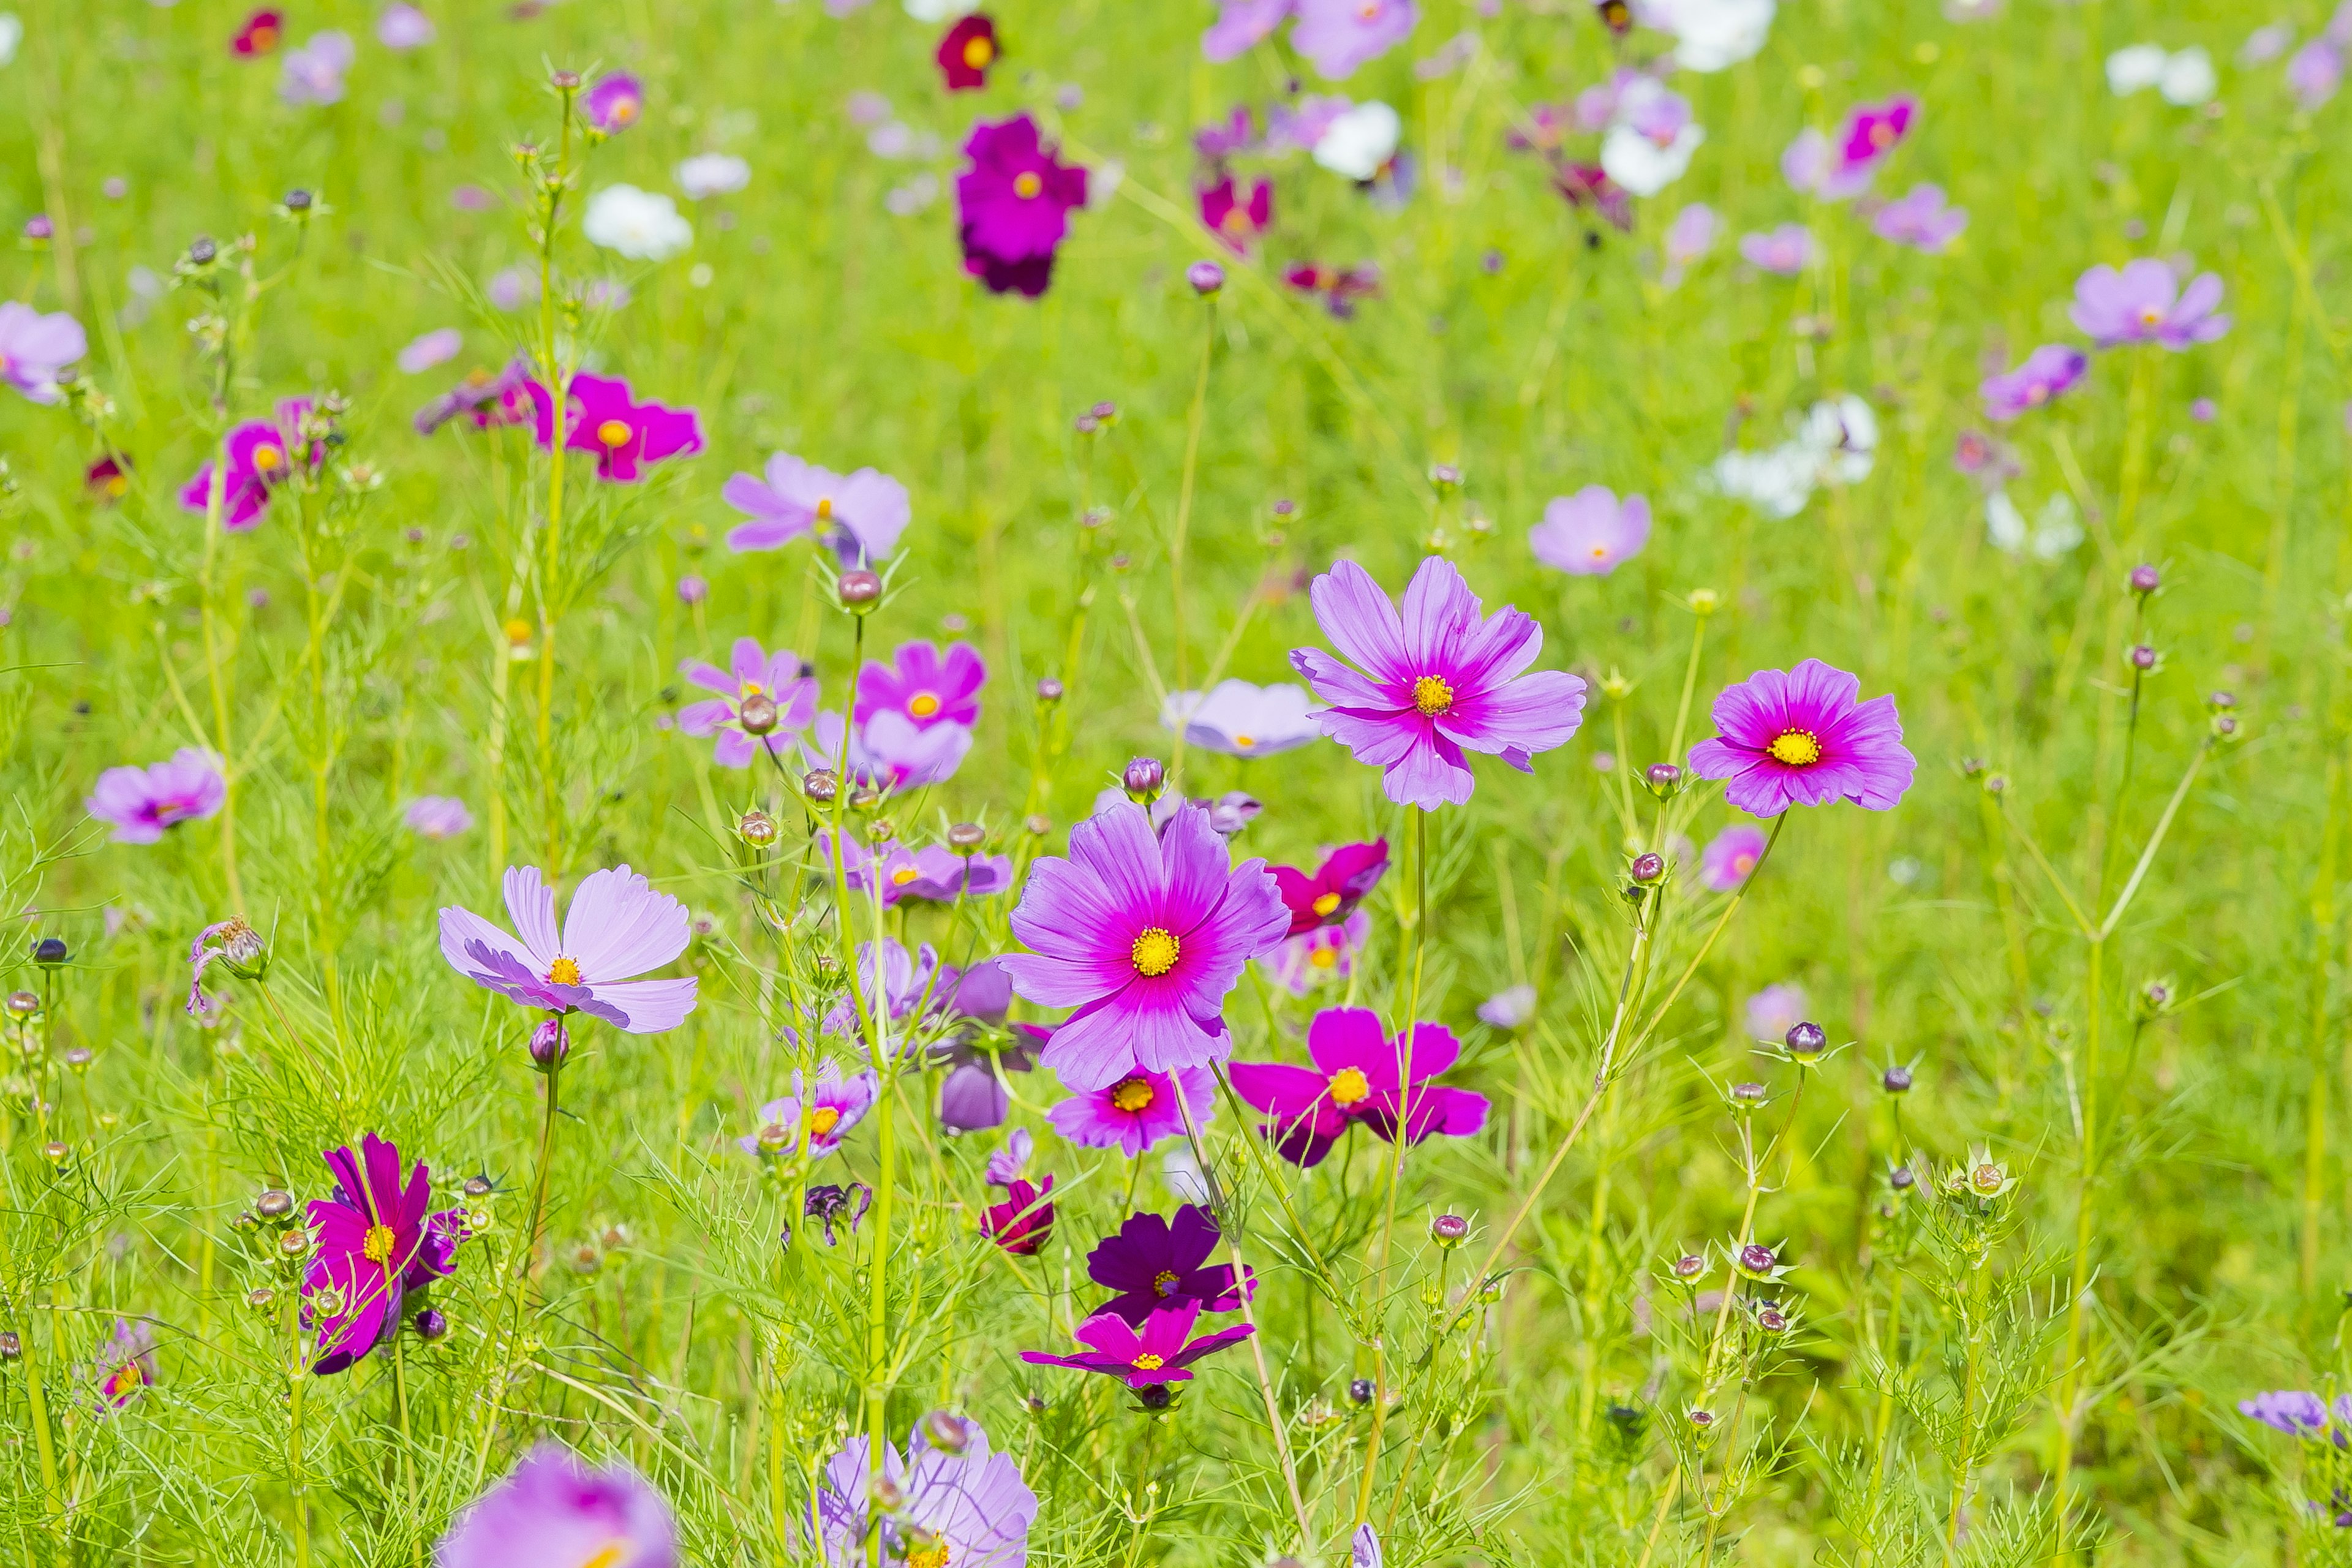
left=1087, top=1204, right=1251, bottom=1324
left=742, top=1069, right=880, bottom=1160
left=937, top=13, right=999, bottom=91
left=956, top=116, right=1088, bottom=298
left=1291, top=556, right=1588, bottom=810
left=1273, top=840, right=1390, bottom=935
left=1869, top=184, right=1967, bottom=252
left=1740, top=224, right=1814, bottom=275
left=583, top=72, right=646, bottom=133
left=439, top=866, right=699, bottom=1035
left=677, top=638, right=819, bottom=766
left=981, top=1174, right=1055, bottom=1255
left=437, top=1443, right=679, bottom=1568
left=1264, top=910, right=1370, bottom=995
left=94, top=1319, right=157, bottom=1411
left=723, top=452, right=913, bottom=567
left=1202, top=0, right=1294, bottom=60
left=805, top=710, right=974, bottom=791
left=1161, top=680, right=1321, bottom=758
left=1529, top=486, right=1651, bottom=577
left=858, top=641, right=986, bottom=731
left=1229, top=1006, right=1488, bottom=1167
left=1700, top=824, right=1770, bottom=891
left=1200, top=176, right=1273, bottom=254
left=179, top=402, right=312, bottom=530
left=1291, top=0, right=1418, bottom=79
left=88, top=749, right=226, bottom=843
left=817, top=1418, right=1037, bottom=1568
left=1980, top=345, right=2089, bottom=422
left=1687, top=660, right=1916, bottom=817
left=527, top=374, right=704, bottom=482
left=1046, top=1060, right=1214, bottom=1155
left=1020, top=1301, right=1254, bottom=1389
left=2241, top=1391, right=2333, bottom=1438
left=2071, top=260, right=2230, bottom=350
left=302, top=1134, right=467, bottom=1375
left=1001, top=801, right=1288, bottom=1091
left=0, top=302, right=86, bottom=403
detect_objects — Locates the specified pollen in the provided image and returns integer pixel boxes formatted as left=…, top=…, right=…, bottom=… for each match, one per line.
left=612, top=99, right=639, bottom=125
left=1308, top=948, right=1337, bottom=970
left=1014, top=170, right=1044, bottom=199
left=1412, top=675, right=1455, bottom=717
left=908, top=692, right=943, bottom=719
left=1234, top=733, right=1255, bottom=748
left=891, top=866, right=921, bottom=886
left=905, top=1545, right=949, bottom=1568
left=362, top=1224, right=397, bottom=1264
left=547, top=956, right=582, bottom=986
left=1310, top=892, right=1342, bottom=917
left=1110, top=1076, right=1156, bottom=1114
left=1766, top=730, right=1822, bottom=767
left=1132, top=1352, right=1166, bottom=1370
left=596, top=419, right=632, bottom=448
left=809, top=1106, right=842, bottom=1137
left=252, top=444, right=283, bottom=473
left=1221, top=209, right=1250, bottom=233
left=1329, top=1067, right=1371, bottom=1106
left=580, top=1544, right=631, bottom=1568
left=1153, top=1269, right=1182, bottom=1297
left=2138, top=305, right=2164, bottom=326
left=962, top=36, right=995, bottom=68
left=1131, top=927, right=1180, bottom=976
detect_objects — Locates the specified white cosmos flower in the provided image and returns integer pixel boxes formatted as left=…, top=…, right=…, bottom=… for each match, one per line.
left=1713, top=395, right=1878, bottom=517
left=0, top=14, right=23, bottom=67
left=1313, top=101, right=1402, bottom=181
left=2105, top=43, right=2169, bottom=94
left=676, top=154, right=751, bottom=201
left=1158, top=680, right=1321, bottom=758
left=1712, top=445, right=1817, bottom=519
left=582, top=185, right=693, bottom=262
left=903, top=0, right=979, bottom=17
left=1600, top=122, right=1705, bottom=197
left=1645, top=0, right=1776, bottom=73
left=2157, top=45, right=2216, bottom=104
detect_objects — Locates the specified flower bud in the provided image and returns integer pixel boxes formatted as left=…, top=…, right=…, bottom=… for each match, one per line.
left=4, top=991, right=39, bottom=1020
left=802, top=768, right=840, bottom=805
left=551, top=68, right=582, bottom=89
left=62, top=1047, right=91, bottom=1072
left=40, top=1141, right=67, bottom=1166
left=1687, top=1407, right=1714, bottom=1428
left=2128, top=564, right=2160, bottom=595
left=246, top=1286, right=277, bottom=1313
left=1123, top=756, right=1165, bottom=803
left=0, top=1330, right=20, bottom=1360
left=1025, top=813, right=1052, bottom=837
left=31, top=937, right=66, bottom=966
left=1429, top=463, right=1463, bottom=491
left=283, top=188, right=313, bottom=213
left=737, top=692, right=780, bottom=736
left=1881, top=1065, right=1913, bottom=1095
left=413, top=1307, right=448, bottom=1341
left=1643, top=762, right=1681, bottom=795
left=1729, top=1080, right=1767, bottom=1107
left=1672, top=1253, right=1706, bottom=1280
left=277, top=1229, right=313, bottom=1261
left=921, top=1409, right=973, bottom=1453
left=2208, top=690, right=2237, bottom=710
left=1136, top=1384, right=1175, bottom=1411
left=1430, top=1213, right=1469, bottom=1247
left=1629, top=851, right=1665, bottom=884
left=1687, top=587, right=1721, bottom=616
left=187, top=234, right=217, bottom=265
left=2128, top=644, right=2156, bottom=671
left=1784, top=1020, right=1826, bottom=1058
left=838, top=570, right=883, bottom=611
left=1890, top=1165, right=1916, bottom=1191
left=255, top=1189, right=296, bottom=1222
left=1186, top=260, right=1225, bottom=296
left=1738, top=1242, right=1776, bottom=1275
left=1755, top=1303, right=1789, bottom=1333
left=529, top=1018, right=569, bottom=1071
left=1035, top=676, right=1065, bottom=703
left=1981, top=771, right=2010, bottom=796
left=739, top=810, right=779, bottom=848
left=850, top=787, right=884, bottom=814
left=948, top=822, right=987, bottom=850
left=1348, top=1377, right=1375, bottom=1406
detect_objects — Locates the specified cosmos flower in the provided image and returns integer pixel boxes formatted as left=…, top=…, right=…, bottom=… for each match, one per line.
left=723, top=452, right=913, bottom=566
left=956, top=115, right=1088, bottom=297
left=1980, top=345, right=2088, bottom=422
left=937, top=13, right=999, bottom=90
left=2288, top=38, right=2345, bottom=108
left=85, top=454, right=132, bottom=504
left=1283, top=261, right=1382, bottom=317
left=232, top=9, right=283, bottom=56
left=1019, top=1301, right=1254, bottom=1388
left=981, top=1175, right=1055, bottom=1255
left=1229, top=1006, right=1489, bottom=1167
left=932, top=962, right=1037, bottom=1131
left=179, top=402, right=311, bottom=530
left=1002, top=801, right=1288, bottom=1090
left=1267, top=94, right=1355, bottom=153
left=396, top=328, right=463, bottom=374
left=823, top=831, right=1012, bottom=908
left=676, top=154, right=752, bottom=200
left=94, top=1319, right=157, bottom=1412
left=1553, top=162, right=1633, bottom=231
left=1202, top=0, right=1294, bottom=61
left=1311, top=100, right=1401, bottom=180
left=583, top=72, right=646, bottom=132
left=1601, top=121, right=1704, bottom=198
left=1046, top=1060, right=1215, bottom=1155
left=582, top=185, right=693, bottom=260
left=985, top=1127, right=1034, bottom=1186
left=437, top=1444, right=679, bottom=1568
left=1262, top=910, right=1369, bottom=995
left=1273, top=840, right=1389, bottom=937
left=816, top=1418, right=1037, bottom=1568
left=438, top=865, right=699, bottom=1035
left=0, top=302, right=86, bottom=403
left=2106, top=44, right=2215, bottom=105
left=2070, top=260, right=2230, bottom=350
left=858, top=642, right=986, bottom=731
left=1700, top=823, right=1769, bottom=891
left=87, top=749, right=226, bottom=844
left=527, top=373, right=705, bottom=482
left=741, top=1069, right=881, bottom=1161
left=1159, top=680, right=1320, bottom=758
left=377, top=5, right=435, bottom=48
left=804, top=710, right=974, bottom=791
left=1290, top=556, right=1588, bottom=810
left=1869, top=184, right=1968, bottom=252
left=415, top=360, right=533, bottom=435
left=279, top=31, right=355, bottom=106
left=186, top=916, right=266, bottom=1019
left=823, top=938, right=941, bottom=1041
left=1529, top=486, right=1651, bottom=577
left=1661, top=202, right=1720, bottom=286
left=404, top=796, right=473, bottom=839
left=1085, top=1204, right=1251, bottom=1324
left=1740, top=224, right=1814, bottom=275
left=302, top=1133, right=467, bottom=1375
left=1645, top=0, right=1776, bottom=72
left=1199, top=176, right=1273, bottom=252
left=1712, top=396, right=1876, bottom=517
left=1745, top=981, right=1806, bottom=1041
left=1687, top=659, right=1916, bottom=816
left=1477, top=984, right=1537, bottom=1029
left=1194, top=105, right=1257, bottom=161
left=1291, top=0, right=1417, bottom=80
left=677, top=637, right=819, bottom=766
left=2239, top=1391, right=2334, bottom=1438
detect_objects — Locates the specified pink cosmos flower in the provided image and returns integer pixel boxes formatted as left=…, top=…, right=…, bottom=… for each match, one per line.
left=302, top=1133, right=467, bottom=1375
left=279, top=31, right=355, bottom=107
left=1782, top=97, right=1914, bottom=200
left=1980, top=345, right=2088, bottom=422
left=856, top=641, right=986, bottom=731
left=1529, top=486, right=1651, bottom=578
left=1289, top=556, right=1588, bottom=810
left=981, top=1175, right=1055, bottom=1255
left=396, top=328, right=463, bottom=374
left=1001, top=801, right=1289, bottom=1091
left=377, top=4, right=435, bottom=48
left=956, top=115, right=1088, bottom=298
left=1200, top=176, right=1273, bottom=254
left=0, top=302, right=87, bottom=403
left=1869, top=184, right=1968, bottom=252
left=1687, top=659, right=1916, bottom=816
left=179, top=401, right=312, bottom=530
left=2070, top=259, right=2230, bottom=350
left=232, top=9, right=282, bottom=55
left=804, top=710, right=974, bottom=791
left=1020, top=1302, right=1254, bottom=1388
left=438, top=866, right=699, bottom=1034
left=87, top=749, right=226, bottom=843
left=2288, top=38, right=2345, bottom=108
left=1228, top=1006, right=1489, bottom=1167
left=583, top=72, right=646, bottom=132
left=741, top=1069, right=880, bottom=1159
left=94, top=1319, right=157, bottom=1411
left=1700, top=823, right=1770, bottom=891
left=437, top=1444, right=678, bottom=1568
left=1291, top=0, right=1419, bottom=79
left=1047, top=1061, right=1213, bottom=1155
left=1203, top=0, right=1294, bottom=60
left=1553, top=163, right=1633, bottom=230
left=1264, top=910, right=1368, bottom=995
left=527, top=373, right=705, bottom=482
left=1661, top=203, right=1719, bottom=286
left=404, top=796, right=473, bottom=839
left=1740, top=224, right=1814, bottom=276
left=677, top=637, right=820, bottom=767
left=723, top=452, right=912, bottom=567
left=1195, top=106, right=1257, bottom=160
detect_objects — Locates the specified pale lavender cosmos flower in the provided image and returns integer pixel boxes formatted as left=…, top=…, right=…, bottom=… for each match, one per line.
left=487, top=266, right=536, bottom=311
left=1202, top=0, right=1294, bottom=60
left=2241, top=21, right=2296, bottom=66
left=823, top=938, right=940, bottom=1042
left=1354, top=1523, right=1384, bottom=1568
left=1291, top=0, right=1418, bottom=79
left=1700, top=824, right=1769, bottom=891
left=377, top=4, right=434, bottom=48
left=1661, top=203, right=1719, bottom=287
left=1745, top=981, right=1806, bottom=1041
left=437, top=1443, right=678, bottom=1568
left=94, top=1318, right=158, bottom=1412
left=1290, top=556, right=1588, bottom=810
left=986, top=1126, right=1034, bottom=1186
left=1869, top=184, right=1967, bottom=252
left=1159, top=680, right=1321, bottom=758
left=1477, top=984, right=1537, bottom=1029
left=741, top=1069, right=879, bottom=1159
left=677, top=154, right=752, bottom=200
left=2288, top=38, right=2344, bottom=109
left=824, top=830, right=1012, bottom=907
left=2239, top=1390, right=2332, bottom=1438
left=397, top=328, right=463, bottom=374
left=87, top=749, right=225, bottom=843
left=404, top=796, right=473, bottom=839
left=1264, top=909, right=1369, bottom=995
left=723, top=453, right=911, bottom=567
left=1980, top=345, right=2088, bottom=421
left=279, top=31, right=355, bottom=106
left=804, top=710, right=973, bottom=791
left=1779, top=130, right=1874, bottom=202
left=1529, top=487, right=1651, bottom=578
left=816, top=1418, right=1038, bottom=1568
left=677, top=638, right=820, bottom=767
left=0, top=302, right=87, bottom=403
left=2070, top=260, right=2230, bottom=350
left=438, top=866, right=698, bottom=1034
left=1739, top=224, right=1813, bottom=276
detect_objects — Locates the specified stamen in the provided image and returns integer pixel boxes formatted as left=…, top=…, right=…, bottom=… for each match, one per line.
left=891, top=866, right=920, bottom=886
left=908, top=692, right=942, bottom=719
left=809, top=1107, right=842, bottom=1138
left=1013, top=171, right=1044, bottom=199
left=962, top=36, right=993, bottom=68
left=1132, top=1352, right=1166, bottom=1370
left=1310, top=892, right=1342, bottom=917
left=362, top=1224, right=397, bottom=1264
left=597, top=419, right=632, bottom=448
left=1131, top=927, right=1180, bottom=976
left=253, top=445, right=284, bottom=473
left=1153, top=1269, right=1182, bottom=1297
left=1329, top=1067, right=1371, bottom=1106
left=1412, top=675, right=1455, bottom=717
left=548, top=956, right=582, bottom=986
left=1766, top=730, right=1822, bottom=767
left=1110, top=1076, right=1156, bottom=1114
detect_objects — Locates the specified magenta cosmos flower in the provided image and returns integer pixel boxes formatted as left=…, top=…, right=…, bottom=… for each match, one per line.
left=0, top=301, right=86, bottom=403
left=677, top=637, right=819, bottom=766
left=1046, top=1060, right=1214, bottom=1155
left=438, top=1444, right=678, bottom=1568
left=438, top=866, right=699, bottom=1034
left=2070, top=259, right=2230, bottom=350
left=95, top=1319, right=158, bottom=1411
left=1020, top=1301, right=1254, bottom=1388
left=303, top=1133, right=467, bottom=1375
left=1229, top=1006, right=1488, bottom=1167
left=1200, top=176, right=1273, bottom=254
left=981, top=1174, right=1055, bottom=1256
left=1869, top=184, right=1968, bottom=252
left=723, top=452, right=912, bottom=567
left=1290, top=556, right=1588, bottom=810
left=858, top=641, right=986, bottom=731
left=1980, top=345, right=2088, bottom=422
left=1001, top=802, right=1289, bottom=1091
left=957, top=115, right=1088, bottom=298
left=179, top=400, right=312, bottom=530
left=582, top=72, right=646, bottom=133
left=87, top=748, right=226, bottom=844
left=1782, top=97, right=1914, bottom=200
left=1273, top=840, right=1389, bottom=935
left=818, top=1418, right=1038, bottom=1568
left=1529, top=486, right=1651, bottom=577
left=527, top=373, right=704, bottom=482
left=1291, top=0, right=1417, bottom=78
left=1087, top=1204, right=1251, bottom=1324
left=1700, top=823, right=1770, bottom=891
left=1687, top=659, right=1916, bottom=816
left=741, top=1069, right=880, bottom=1160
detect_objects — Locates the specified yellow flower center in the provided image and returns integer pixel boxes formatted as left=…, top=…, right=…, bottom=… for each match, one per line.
left=1590, top=545, right=1609, bottom=559
left=1329, top=1067, right=1371, bottom=1106
left=809, top=1106, right=842, bottom=1138
left=1014, top=171, right=1044, bottom=199
left=548, top=956, right=582, bottom=986
left=909, top=692, right=942, bottom=718
left=362, top=1224, right=397, bottom=1264
left=815, top=496, right=834, bottom=519
left=611, top=99, right=638, bottom=125
left=962, top=35, right=994, bottom=68
left=597, top=419, right=631, bottom=448
left=891, top=865, right=920, bottom=886
left=1131, top=927, right=1180, bottom=976
left=2027, top=384, right=2048, bottom=404
left=2138, top=305, right=2164, bottom=327
left=1310, top=892, right=1342, bottom=917
left=252, top=444, right=283, bottom=473
left=504, top=617, right=534, bottom=646
left=1732, top=854, right=1756, bottom=876
left=1869, top=121, right=1896, bottom=149
left=1109, top=1075, right=1156, bottom=1113
left=1358, top=0, right=1379, bottom=15
left=1308, top=948, right=1337, bottom=970
left=1153, top=1268, right=1182, bottom=1297
left=1221, top=208, right=1250, bottom=233
left=105, top=474, right=128, bottom=497
left=905, top=1544, right=949, bottom=1568
left=1234, top=733, right=1256, bottom=748
left=104, top=1363, right=141, bottom=1400
left=580, top=1544, right=631, bottom=1568
left=1132, top=1352, right=1166, bottom=1370
left=1766, top=730, right=1822, bottom=767
left=1412, top=675, right=1455, bottom=717
left=252, top=23, right=278, bottom=48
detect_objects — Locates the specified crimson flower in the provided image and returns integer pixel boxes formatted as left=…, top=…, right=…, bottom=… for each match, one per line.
left=981, top=1175, right=1055, bottom=1256
left=1272, top=840, right=1389, bottom=936
left=937, top=13, right=999, bottom=91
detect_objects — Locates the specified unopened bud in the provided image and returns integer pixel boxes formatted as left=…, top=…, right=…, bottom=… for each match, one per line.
left=1881, top=1065, right=1913, bottom=1095
left=1643, top=762, right=1681, bottom=794
left=529, top=1018, right=569, bottom=1071
left=282, top=188, right=313, bottom=213
left=2128, top=644, right=2156, bottom=671
left=1784, top=1020, right=1826, bottom=1057
left=1672, top=1253, right=1706, bottom=1280
left=1890, top=1165, right=1916, bottom=1190
left=838, top=570, right=883, bottom=611
left=62, top=1047, right=92, bottom=1072
left=40, top=1141, right=67, bottom=1166
left=921, top=1409, right=973, bottom=1453
left=1430, top=1213, right=1469, bottom=1247
left=948, top=821, right=986, bottom=850
left=255, top=1189, right=296, bottom=1221
left=1629, top=851, right=1665, bottom=884
left=187, top=234, right=217, bottom=265
left=277, top=1229, right=312, bottom=1261
left=737, top=693, right=780, bottom=736
left=1025, top=813, right=1052, bottom=837
left=413, top=1307, right=448, bottom=1341
left=1738, top=1243, right=1776, bottom=1275
left=1348, top=1377, right=1374, bottom=1406
left=4, top=991, right=38, bottom=1019
left=1035, top=676, right=1065, bottom=703
left=1123, top=756, right=1165, bottom=802
left=802, top=768, right=840, bottom=805
left=1729, top=1081, right=1767, bottom=1106
left=1755, top=1304, right=1789, bottom=1333
left=1186, top=260, right=1225, bottom=296
left=2128, top=564, right=2160, bottom=595
left=246, top=1286, right=277, bottom=1313
left=739, top=810, right=779, bottom=848
left=31, top=938, right=66, bottom=966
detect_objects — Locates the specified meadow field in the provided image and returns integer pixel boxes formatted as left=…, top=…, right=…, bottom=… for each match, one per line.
left=0, top=0, right=2346, bottom=1562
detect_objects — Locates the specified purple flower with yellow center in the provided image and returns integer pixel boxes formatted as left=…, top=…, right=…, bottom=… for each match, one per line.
left=1869, top=183, right=1968, bottom=252
left=87, top=748, right=226, bottom=844
left=1687, top=659, right=1916, bottom=817
left=1290, top=556, right=1588, bottom=810
left=817, top=1417, right=1038, bottom=1568
left=437, top=865, right=699, bottom=1034
left=677, top=637, right=819, bottom=766
left=2071, top=259, right=2230, bottom=350
left=857, top=641, right=986, bottom=731
left=741, top=1069, right=880, bottom=1160
left=723, top=451, right=913, bottom=566
left=1046, top=1060, right=1213, bottom=1155
left=0, top=301, right=86, bottom=404
left=826, top=831, right=1014, bottom=907
left=583, top=72, right=646, bottom=133
left=94, top=1318, right=157, bottom=1411
left=981, top=1174, right=1055, bottom=1256
left=1740, top=224, right=1814, bottom=276
left=1273, top=839, right=1389, bottom=935
left=527, top=372, right=704, bottom=482
left=823, top=938, right=940, bottom=1041
left=1161, top=680, right=1321, bottom=758
left=1264, top=909, right=1368, bottom=996
left=1229, top=1005, right=1488, bottom=1167
left=1529, top=486, right=1651, bottom=578
left=301, top=1133, right=467, bottom=1376
left=404, top=796, right=473, bottom=840
left=437, top=1442, right=679, bottom=1568
left=1022, top=1302, right=1255, bottom=1389
left=1200, top=176, right=1273, bottom=254
left=1086, top=1204, right=1252, bottom=1325
left=1700, top=824, right=1770, bottom=891
left=1291, top=0, right=1419, bottom=79
left=956, top=115, right=1089, bottom=298
left=1980, top=345, right=2088, bottom=422
left=1001, top=801, right=1289, bottom=1091
left=804, top=710, right=974, bottom=791
left=179, top=400, right=312, bottom=530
